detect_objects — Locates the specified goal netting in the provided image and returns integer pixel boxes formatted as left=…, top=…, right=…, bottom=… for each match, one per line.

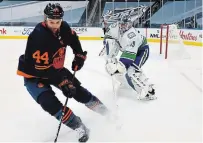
left=159, top=24, right=190, bottom=60
left=159, top=24, right=202, bottom=91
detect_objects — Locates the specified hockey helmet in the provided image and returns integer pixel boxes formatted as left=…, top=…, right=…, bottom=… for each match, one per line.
left=44, top=3, right=64, bottom=19
left=120, top=15, right=132, bottom=32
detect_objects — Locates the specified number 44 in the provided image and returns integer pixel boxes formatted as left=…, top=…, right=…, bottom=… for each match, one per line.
left=32, top=50, right=49, bottom=64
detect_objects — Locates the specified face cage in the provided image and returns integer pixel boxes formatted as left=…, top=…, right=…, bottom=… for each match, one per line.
left=120, top=22, right=132, bottom=31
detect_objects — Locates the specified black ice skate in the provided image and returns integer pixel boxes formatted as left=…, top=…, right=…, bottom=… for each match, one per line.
left=145, top=88, right=157, bottom=100
left=75, top=124, right=90, bottom=142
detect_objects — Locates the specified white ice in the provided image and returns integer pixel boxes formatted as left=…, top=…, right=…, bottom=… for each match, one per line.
left=0, top=39, right=202, bottom=142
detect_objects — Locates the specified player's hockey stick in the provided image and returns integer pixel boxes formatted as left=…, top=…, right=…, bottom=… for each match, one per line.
left=111, top=75, right=123, bottom=130
left=99, top=46, right=106, bottom=56
left=111, top=75, right=117, bottom=107
left=54, top=68, right=77, bottom=143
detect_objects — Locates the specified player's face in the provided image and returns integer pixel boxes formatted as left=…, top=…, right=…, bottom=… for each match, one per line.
left=120, top=22, right=132, bottom=32
left=120, top=23, right=127, bottom=29
left=46, top=19, right=62, bottom=33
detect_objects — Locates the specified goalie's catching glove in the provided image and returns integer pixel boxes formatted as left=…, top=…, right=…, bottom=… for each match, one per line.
left=105, top=58, right=126, bottom=75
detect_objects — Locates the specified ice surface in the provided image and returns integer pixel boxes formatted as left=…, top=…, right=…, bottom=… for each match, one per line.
left=0, top=40, right=202, bottom=142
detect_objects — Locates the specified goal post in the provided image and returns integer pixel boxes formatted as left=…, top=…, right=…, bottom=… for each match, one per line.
left=159, top=24, right=188, bottom=60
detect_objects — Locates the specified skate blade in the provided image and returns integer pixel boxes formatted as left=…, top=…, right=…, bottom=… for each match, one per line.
left=137, top=96, right=157, bottom=101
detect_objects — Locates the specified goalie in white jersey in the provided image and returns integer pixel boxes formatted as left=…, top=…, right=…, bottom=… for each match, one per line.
left=100, top=15, right=156, bottom=100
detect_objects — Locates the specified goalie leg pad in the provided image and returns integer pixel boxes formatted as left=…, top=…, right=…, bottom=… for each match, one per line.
left=125, top=71, right=143, bottom=95
left=126, top=66, right=157, bottom=100
left=126, top=66, right=152, bottom=98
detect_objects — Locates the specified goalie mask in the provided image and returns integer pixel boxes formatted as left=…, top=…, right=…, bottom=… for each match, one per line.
left=119, top=15, right=132, bottom=33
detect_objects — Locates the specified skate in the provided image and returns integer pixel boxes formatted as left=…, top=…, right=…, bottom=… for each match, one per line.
left=137, top=85, right=157, bottom=101
left=144, top=88, right=157, bottom=100
left=75, top=124, right=90, bottom=142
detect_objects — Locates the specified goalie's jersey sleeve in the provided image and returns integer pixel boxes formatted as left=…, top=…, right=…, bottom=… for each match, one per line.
left=17, top=21, right=83, bottom=80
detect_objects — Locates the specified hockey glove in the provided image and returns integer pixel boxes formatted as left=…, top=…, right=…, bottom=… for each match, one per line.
left=105, top=58, right=126, bottom=75
left=72, top=51, right=87, bottom=71
left=59, top=79, right=76, bottom=98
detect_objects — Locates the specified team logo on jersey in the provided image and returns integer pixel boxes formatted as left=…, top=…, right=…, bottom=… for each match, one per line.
left=128, top=32, right=136, bottom=39
left=53, top=47, right=65, bottom=69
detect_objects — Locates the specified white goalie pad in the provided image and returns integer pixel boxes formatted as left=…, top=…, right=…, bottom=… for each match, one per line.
left=127, top=65, right=156, bottom=100
left=99, top=39, right=120, bottom=58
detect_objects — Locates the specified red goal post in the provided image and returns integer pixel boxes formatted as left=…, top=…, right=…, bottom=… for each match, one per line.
left=159, top=24, right=186, bottom=60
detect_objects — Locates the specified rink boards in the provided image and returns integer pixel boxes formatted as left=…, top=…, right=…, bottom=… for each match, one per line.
left=0, top=26, right=202, bottom=47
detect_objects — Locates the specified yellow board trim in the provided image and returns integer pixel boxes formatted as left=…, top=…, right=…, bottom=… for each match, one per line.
left=147, top=38, right=202, bottom=47
left=0, top=36, right=103, bottom=40
left=0, top=36, right=28, bottom=39
left=0, top=36, right=202, bottom=47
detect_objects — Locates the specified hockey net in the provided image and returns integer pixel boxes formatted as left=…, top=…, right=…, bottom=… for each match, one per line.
left=159, top=24, right=190, bottom=60
left=159, top=24, right=202, bottom=90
